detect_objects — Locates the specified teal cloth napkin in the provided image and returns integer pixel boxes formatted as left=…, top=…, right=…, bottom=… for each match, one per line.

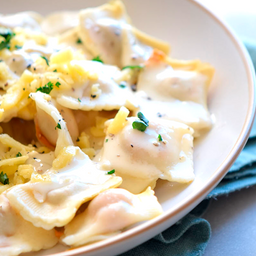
left=120, top=41, right=256, bottom=256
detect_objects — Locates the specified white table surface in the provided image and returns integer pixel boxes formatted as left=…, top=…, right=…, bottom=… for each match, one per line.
left=196, top=1, right=256, bottom=255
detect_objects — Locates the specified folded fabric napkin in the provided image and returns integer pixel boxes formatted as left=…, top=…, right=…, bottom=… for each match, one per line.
left=120, top=41, right=256, bottom=256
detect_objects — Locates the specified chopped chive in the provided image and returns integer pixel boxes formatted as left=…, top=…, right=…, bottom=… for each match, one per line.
left=107, top=169, right=115, bottom=175
left=137, top=112, right=149, bottom=125
left=36, top=81, right=54, bottom=94
left=92, top=55, right=103, bottom=63
left=55, top=81, right=61, bottom=88
left=78, top=98, right=81, bottom=102
left=55, top=122, right=61, bottom=130
left=106, top=139, right=109, bottom=143
left=0, top=28, right=15, bottom=51
left=16, top=152, right=22, bottom=157
left=41, top=56, right=49, bottom=66
left=76, top=38, right=82, bottom=44
left=132, top=120, right=148, bottom=132
left=122, top=65, right=143, bottom=70
left=158, top=134, right=163, bottom=142
left=0, top=171, right=9, bottom=185
left=53, top=69, right=57, bottom=72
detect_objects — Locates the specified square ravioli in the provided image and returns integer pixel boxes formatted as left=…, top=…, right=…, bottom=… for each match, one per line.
left=97, top=111, right=194, bottom=193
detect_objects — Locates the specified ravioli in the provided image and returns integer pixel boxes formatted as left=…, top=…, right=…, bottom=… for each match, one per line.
left=55, top=60, right=137, bottom=111
left=98, top=112, right=194, bottom=193
left=62, top=187, right=162, bottom=247
left=0, top=193, right=58, bottom=256
left=78, top=0, right=169, bottom=67
left=135, top=50, right=214, bottom=136
left=6, top=146, right=122, bottom=230
left=30, top=92, right=75, bottom=154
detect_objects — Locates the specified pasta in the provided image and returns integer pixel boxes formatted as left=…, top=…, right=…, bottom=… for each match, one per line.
left=0, top=0, right=214, bottom=255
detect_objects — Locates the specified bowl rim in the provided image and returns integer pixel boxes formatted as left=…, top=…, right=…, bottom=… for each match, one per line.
left=47, top=0, right=256, bottom=255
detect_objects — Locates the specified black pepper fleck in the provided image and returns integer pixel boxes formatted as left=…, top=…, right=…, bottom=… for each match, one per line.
left=131, top=84, right=137, bottom=92
left=157, top=112, right=162, bottom=118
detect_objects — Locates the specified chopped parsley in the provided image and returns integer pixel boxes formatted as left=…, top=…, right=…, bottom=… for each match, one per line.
left=105, top=139, right=109, bottom=143
left=15, top=45, right=22, bottom=49
left=78, top=98, right=81, bottom=102
left=132, top=112, right=149, bottom=132
left=0, top=27, right=15, bottom=51
left=55, top=81, right=61, bottom=88
left=107, top=169, right=115, bottom=175
left=76, top=38, right=82, bottom=44
left=36, top=81, right=60, bottom=94
left=53, top=69, right=57, bottom=72
left=55, top=122, right=61, bottom=130
left=122, top=65, right=143, bottom=70
left=0, top=171, right=9, bottom=185
left=158, top=134, right=163, bottom=142
left=36, top=81, right=54, bottom=94
left=41, top=56, right=49, bottom=66
left=92, top=55, right=104, bottom=63
left=16, top=152, right=22, bottom=157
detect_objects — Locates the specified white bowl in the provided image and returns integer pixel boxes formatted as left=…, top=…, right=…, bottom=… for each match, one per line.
left=2, top=0, right=255, bottom=255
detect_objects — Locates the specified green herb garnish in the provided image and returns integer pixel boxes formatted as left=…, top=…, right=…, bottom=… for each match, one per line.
left=119, top=82, right=126, bottom=88
left=158, top=134, right=163, bottom=142
left=0, top=171, right=9, bottom=185
left=36, top=81, right=54, bottom=94
left=76, top=38, right=82, bottom=44
left=55, top=123, right=61, bottom=130
left=15, top=45, right=22, bottom=49
left=122, top=65, right=143, bottom=70
left=92, top=55, right=103, bottom=63
left=41, top=56, right=49, bottom=66
left=137, top=112, right=149, bottom=125
left=0, top=27, right=15, bottom=51
left=106, top=139, right=108, bottom=143
left=53, top=69, right=57, bottom=72
left=132, top=112, right=149, bottom=132
left=107, top=169, right=115, bottom=175
left=55, top=81, right=61, bottom=88
left=78, top=98, right=81, bottom=102
left=132, top=120, right=148, bottom=132
left=16, top=152, right=22, bottom=157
